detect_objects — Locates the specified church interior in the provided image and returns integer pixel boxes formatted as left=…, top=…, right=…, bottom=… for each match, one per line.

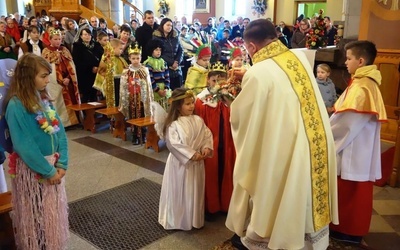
left=0, top=0, right=400, bottom=249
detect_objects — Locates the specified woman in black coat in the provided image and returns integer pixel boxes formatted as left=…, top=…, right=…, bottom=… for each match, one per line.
left=152, top=18, right=183, bottom=90
left=72, top=27, right=102, bottom=102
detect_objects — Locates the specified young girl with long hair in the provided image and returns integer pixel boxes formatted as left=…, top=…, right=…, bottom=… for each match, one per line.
left=5, top=53, right=69, bottom=249
left=158, top=88, right=213, bottom=230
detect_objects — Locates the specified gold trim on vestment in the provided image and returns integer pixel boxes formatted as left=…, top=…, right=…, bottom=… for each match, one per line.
left=253, top=40, right=331, bottom=231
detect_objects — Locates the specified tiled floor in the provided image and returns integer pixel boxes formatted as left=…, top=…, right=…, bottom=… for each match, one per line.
left=3, top=126, right=400, bottom=250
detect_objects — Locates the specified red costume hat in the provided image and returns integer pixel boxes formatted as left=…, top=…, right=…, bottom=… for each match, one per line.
left=190, top=38, right=212, bottom=59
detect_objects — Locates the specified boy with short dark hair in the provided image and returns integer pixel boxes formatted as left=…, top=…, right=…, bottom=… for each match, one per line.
left=330, top=40, right=387, bottom=244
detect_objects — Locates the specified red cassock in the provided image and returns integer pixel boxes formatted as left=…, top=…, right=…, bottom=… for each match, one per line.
left=195, top=98, right=236, bottom=213
left=329, top=178, right=373, bottom=236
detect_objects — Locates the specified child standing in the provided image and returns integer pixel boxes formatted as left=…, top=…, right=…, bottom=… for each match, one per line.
left=195, top=62, right=234, bottom=216
left=316, top=63, right=337, bottom=115
left=184, top=43, right=212, bottom=95
left=144, top=39, right=170, bottom=111
left=329, top=40, right=387, bottom=244
left=42, top=29, right=81, bottom=127
left=158, top=88, right=213, bottom=230
left=94, top=39, right=128, bottom=107
left=119, top=44, right=154, bottom=145
left=18, top=25, right=44, bottom=58
left=5, top=53, right=69, bottom=249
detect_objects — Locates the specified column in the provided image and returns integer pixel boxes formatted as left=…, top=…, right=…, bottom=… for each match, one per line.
left=97, top=0, right=123, bottom=25
left=343, top=0, right=362, bottom=38
left=123, top=0, right=132, bottom=23
left=111, top=0, right=123, bottom=25
left=0, top=0, right=7, bottom=16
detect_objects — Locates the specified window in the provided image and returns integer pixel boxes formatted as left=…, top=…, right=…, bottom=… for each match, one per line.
left=176, top=0, right=194, bottom=23
left=225, top=0, right=247, bottom=20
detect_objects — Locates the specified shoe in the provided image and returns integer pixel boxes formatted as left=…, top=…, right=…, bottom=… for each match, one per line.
left=230, top=234, right=249, bottom=250
left=132, top=138, right=140, bottom=145
left=330, top=230, right=363, bottom=244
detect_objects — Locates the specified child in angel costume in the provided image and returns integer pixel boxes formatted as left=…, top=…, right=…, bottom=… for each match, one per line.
left=119, top=43, right=154, bottom=145
left=153, top=88, right=213, bottom=230
left=184, top=39, right=212, bottom=95
left=42, top=29, right=81, bottom=127
left=143, top=39, right=171, bottom=111
left=93, top=38, right=128, bottom=107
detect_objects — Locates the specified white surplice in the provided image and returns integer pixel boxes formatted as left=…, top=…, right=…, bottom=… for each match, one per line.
left=330, top=112, right=382, bottom=181
left=226, top=50, right=338, bottom=250
left=158, top=115, right=213, bottom=230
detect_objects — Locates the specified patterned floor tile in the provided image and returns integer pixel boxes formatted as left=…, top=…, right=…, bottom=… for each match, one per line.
left=369, top=215, right=396, bottom=233
left=382, top=215, right=400, bottom=232
left=363, top=233, right=400, bottom=250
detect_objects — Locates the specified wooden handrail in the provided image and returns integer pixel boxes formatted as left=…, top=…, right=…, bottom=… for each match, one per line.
left=120, top=0, right=144, bottom=19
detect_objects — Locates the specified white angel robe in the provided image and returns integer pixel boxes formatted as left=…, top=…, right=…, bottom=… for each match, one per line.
left=226, top=47, right=338, bottom=249
left=158, top=115, right=213, bottom=230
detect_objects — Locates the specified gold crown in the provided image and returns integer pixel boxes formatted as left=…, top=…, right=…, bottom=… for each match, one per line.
left=49, top=29, right=61, bottom=36
left=128, top=43, right=142, bottom=55
left=210, top=62, right=227, bottom=73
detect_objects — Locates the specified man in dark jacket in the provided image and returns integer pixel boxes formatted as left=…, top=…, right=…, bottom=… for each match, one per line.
left=136, top=10, right=159, bottom=62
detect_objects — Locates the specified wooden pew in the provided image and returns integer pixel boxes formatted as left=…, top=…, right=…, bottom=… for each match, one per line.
left=95, top=107, right=126, bottom=141
left=0, top=191, right=15, bottom=250
left=67, top=102, right=106, bottom=133
left=126, top=117, right=160, bottom=152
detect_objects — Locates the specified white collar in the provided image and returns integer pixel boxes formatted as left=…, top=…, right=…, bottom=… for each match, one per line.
left=29, top=40, right=39, bottom=45
left=197, top=88, right=218, bottom=108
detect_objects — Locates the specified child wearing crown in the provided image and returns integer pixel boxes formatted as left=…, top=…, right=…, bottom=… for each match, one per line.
left=93, top=38, right=128, bottom=108
left=119, top=43, right=154, bottom=145
left=42, top=29, right=80, bottom=127
left=144, top=39, right=170, bottom=111
left=195, top=61, right=237, bottom=217
left=184, top=42, right=212, bottom=95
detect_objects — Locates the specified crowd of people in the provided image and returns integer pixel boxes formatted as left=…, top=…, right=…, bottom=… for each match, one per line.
left=0, top=8, right=386, bottom=250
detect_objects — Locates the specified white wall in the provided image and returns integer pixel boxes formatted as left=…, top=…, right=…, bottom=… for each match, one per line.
left=150, top=0, right=342, bottom=25
left=215, top=0, right=275, bottom=22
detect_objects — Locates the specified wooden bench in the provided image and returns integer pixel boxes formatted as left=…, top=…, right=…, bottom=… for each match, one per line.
left=67, top=102, right=106, bottom=133
left=126, top=117, right=160, bottom=152
left=0, top=191, right=15, bottom=250
left=95, top=107, right=126, bottom=141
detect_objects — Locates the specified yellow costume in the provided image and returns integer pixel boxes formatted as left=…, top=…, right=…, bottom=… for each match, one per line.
left=184, top=63, right=208, bottom=95
left=93, top=42, right=128, bottom=107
